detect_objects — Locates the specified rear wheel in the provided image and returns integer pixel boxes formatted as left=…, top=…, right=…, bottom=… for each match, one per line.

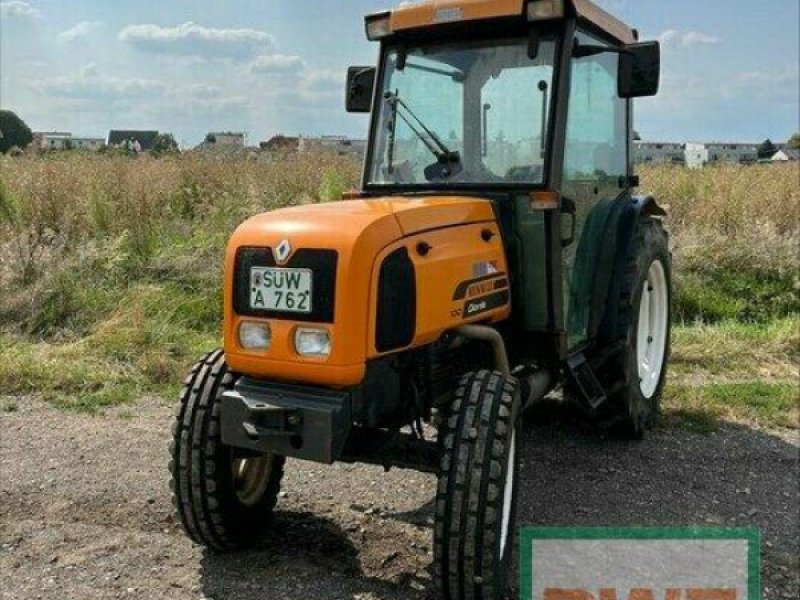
left=434, top=370, right=521, bottom=600
left=169, top=349, right=285, bottom=552
left=606, top=218, right=672, bottom=438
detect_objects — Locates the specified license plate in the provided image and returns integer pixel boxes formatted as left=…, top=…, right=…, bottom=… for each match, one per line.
left=250, top=267, right=313, bottom=313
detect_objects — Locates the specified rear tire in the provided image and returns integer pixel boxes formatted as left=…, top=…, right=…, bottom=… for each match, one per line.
left=604, top=217, right=671, bottom=439
left=434, top=370, right=521, bottom=600
left=169, top=349, right=285, bottom=552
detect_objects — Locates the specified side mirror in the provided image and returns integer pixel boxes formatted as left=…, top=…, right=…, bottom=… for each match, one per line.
left=618, top=42, right=660, bottom=98
left=346, top=66, right=376, bottom=113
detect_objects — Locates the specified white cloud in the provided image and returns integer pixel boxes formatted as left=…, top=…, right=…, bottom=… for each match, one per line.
left=680, top=31, right=720, bottom=47
left=0, top=1, right=40, bottom=20
left=250, top=54, right=305, bottom=75
left=302, top=69, right=342, bottom=92
left=174, top=84, right=222, bottom=100
left=658, top=29, right=720, bottom=48
left=57, top=21, right=102, bottom=43
left=118, top=22, right=274, bottom=59
left=31, top=64, right=164, bottom=100
left=158, top=84, right=250, bottom=116
left=657, top=30, right=678, bottom=45
left=164, top=95, right=251, bottom=116
left=649, top=67, right=799, bottom=117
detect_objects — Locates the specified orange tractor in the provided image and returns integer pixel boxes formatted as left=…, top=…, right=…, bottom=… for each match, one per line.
left=170, top=1, right=668, bottom=598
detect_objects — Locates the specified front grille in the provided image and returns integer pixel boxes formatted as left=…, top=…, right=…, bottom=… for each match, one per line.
left=233, top=247, right=338, bottom=323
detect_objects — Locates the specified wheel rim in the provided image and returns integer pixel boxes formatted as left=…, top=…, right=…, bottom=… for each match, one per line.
left=231, top=455, right=274, bottom=507
left=637, top=260, right=668, bottom=399
left=499, top=430, right=517, bottom=557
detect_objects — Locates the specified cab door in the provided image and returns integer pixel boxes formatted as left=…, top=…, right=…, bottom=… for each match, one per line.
left=560, top=30, right=630, bottom=350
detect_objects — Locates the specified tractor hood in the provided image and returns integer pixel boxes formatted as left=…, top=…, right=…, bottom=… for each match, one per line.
left=227, top=195, right=496, bottom=249
left=223, top=195, right=501, bottom=387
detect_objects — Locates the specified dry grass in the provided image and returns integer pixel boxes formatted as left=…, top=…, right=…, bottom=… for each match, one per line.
left=638, top=163, right=799, bottom=323
left=0, top=153, right=797, bottom=424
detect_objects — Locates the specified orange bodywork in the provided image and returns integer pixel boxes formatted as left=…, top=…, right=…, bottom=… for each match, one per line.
left=223, top=197, right=510, bottom=387
left=383, top=0, right=636, bottom=45
left=390, top=0, right=524, bottom=31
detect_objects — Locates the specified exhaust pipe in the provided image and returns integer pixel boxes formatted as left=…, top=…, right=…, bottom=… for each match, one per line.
left=454, top=325, right=553, bottom=410
left=455, top=324, right=511, bottom=377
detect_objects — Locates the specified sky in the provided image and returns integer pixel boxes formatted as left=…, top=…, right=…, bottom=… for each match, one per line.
left=1, top=0, right=798, bottom=147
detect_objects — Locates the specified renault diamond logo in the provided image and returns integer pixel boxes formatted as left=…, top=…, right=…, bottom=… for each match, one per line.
left=274, top=239, right=292, bottom=265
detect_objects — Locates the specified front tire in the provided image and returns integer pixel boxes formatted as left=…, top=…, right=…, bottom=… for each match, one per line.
left=169, top=349, right=285, bottom=552
left=434, top=370, right=521, bottom=600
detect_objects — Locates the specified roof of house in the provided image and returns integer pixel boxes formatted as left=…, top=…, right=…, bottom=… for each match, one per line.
left=35, top=131, right=72, bottom=138
left=261, top=135, right=300, bottom=150
left=686, top=142, right=759, bottom=148
left=635, top=141, right=684, bottom=147
left=774, top=148, right=800, bottom=160
left=108, top=130, right=159, bottom=149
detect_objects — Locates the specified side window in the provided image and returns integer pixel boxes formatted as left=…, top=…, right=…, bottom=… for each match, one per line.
left=563, top=33, right=627, bottom=184
left=561, top=31, right=629, bottom=350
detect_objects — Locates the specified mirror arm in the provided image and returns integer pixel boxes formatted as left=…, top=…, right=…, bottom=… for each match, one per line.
left=572, top=41, right=632, bottom=59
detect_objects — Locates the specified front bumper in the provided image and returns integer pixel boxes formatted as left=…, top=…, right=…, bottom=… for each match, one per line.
left=221, top=377, right=351, bottom=464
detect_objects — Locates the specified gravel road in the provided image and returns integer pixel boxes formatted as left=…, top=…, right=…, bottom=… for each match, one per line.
left=1, top=397, right=797, bottom=600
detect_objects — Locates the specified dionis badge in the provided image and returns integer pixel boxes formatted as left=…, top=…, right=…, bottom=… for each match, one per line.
left=520, top=528, right=760, bottom=600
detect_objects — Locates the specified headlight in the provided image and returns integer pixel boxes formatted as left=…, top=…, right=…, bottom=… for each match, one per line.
left=294, top=328, right=331, bottom=357
left=238, top=321, right=271, bottom=351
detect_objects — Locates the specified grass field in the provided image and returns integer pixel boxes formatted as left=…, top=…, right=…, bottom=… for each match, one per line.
left=0, top=153, right=797, bottom=430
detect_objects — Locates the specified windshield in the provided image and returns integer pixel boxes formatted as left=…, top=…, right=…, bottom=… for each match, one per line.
left=368, top=36, right=557, bottom=187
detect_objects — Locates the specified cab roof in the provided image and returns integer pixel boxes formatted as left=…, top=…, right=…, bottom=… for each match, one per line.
left=378, top=0, right=636, bottom=45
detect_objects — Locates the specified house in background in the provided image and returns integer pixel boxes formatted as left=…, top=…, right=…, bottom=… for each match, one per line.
left=298, top=135, right=367, bottom=156
left=260, top=135, right=300, bottom=153
left=70, top=137, right=105, bottom=151
left=685, top=142, right=759, bottom=168
left=32, top=132, right=72, bottom=150
left=31, top=132, right=104, bottom=151
left=197, top=131, right=246, bottom=151
left=771, top=148, right=800, bottom=162
left=108, top=130, right=160, bottom=152
left=634, top=141, right=685, bottom=165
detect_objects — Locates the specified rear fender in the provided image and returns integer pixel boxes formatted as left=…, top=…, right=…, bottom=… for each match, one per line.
left=595, top=195, right=666, bottom=345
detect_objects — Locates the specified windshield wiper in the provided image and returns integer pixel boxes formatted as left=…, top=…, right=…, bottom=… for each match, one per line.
left=384, top=91, right=462, bottom=180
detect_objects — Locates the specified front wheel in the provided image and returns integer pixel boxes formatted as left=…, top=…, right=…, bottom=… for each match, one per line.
left=169, top=349, right=285, bottom=552
left=434, top=370, right=521, bottom=600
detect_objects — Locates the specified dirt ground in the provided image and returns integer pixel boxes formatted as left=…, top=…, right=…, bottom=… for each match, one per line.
left=1, top=396, right=797, bottom=600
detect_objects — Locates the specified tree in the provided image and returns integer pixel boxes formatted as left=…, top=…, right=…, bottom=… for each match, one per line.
left=152, top=133, right=179, bottom=155
left=0, top=110, right=33, bottom=153
left=757, top=139, right=777, bottom=159
left=789, top=133, right=800, bottom=150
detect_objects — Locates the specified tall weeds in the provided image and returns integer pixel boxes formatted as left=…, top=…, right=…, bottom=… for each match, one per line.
left=0, top=154, right=797, bottom=339
left=638, top=163, right=799, bottom=322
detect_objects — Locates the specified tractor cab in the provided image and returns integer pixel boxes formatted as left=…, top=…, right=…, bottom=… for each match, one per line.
left=347, top=0, right=660, bottom=357
left=171, top=3, right=670, bottom=598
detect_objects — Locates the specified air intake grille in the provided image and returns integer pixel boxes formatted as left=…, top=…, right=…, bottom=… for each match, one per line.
left=375, top=247, right=416, bottom=352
